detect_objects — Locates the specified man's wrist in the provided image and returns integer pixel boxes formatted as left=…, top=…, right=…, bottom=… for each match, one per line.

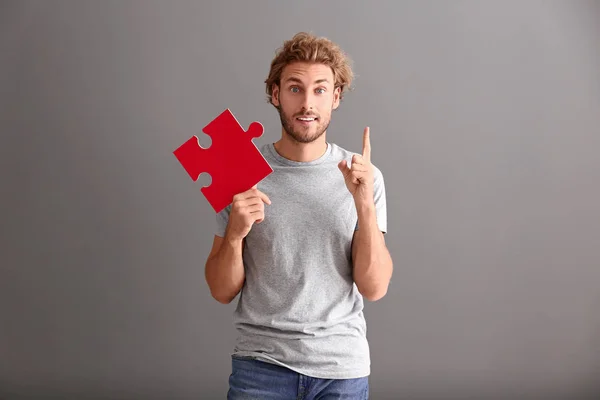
left=224, top=229, right=244, bottom=247
left=355, top=199, right=376, bottom=215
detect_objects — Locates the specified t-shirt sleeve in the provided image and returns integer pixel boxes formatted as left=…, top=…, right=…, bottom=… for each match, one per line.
left=215, top=204, right=232, bottom=237
left=355, top=165, right=388, bottom=234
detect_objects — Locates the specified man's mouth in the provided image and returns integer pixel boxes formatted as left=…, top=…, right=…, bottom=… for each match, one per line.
left=296, top=116, right=318, bottom=122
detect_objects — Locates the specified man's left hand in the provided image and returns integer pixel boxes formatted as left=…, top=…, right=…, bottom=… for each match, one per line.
left=338, top=127, right=375, bottom=208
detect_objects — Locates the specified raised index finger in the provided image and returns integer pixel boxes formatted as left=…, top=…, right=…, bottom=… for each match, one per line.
left=362, top=126, right=371, bottom=162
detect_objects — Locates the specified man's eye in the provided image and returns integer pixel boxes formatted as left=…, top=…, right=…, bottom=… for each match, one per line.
left=316, top=88, right=326, bottom=94
left=290, top=87, right=300, bottom=93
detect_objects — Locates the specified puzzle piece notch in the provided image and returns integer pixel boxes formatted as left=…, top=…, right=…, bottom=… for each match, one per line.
left=173, top=109, right=273, bottom=213
left=173, top=135, right=214, bottom=182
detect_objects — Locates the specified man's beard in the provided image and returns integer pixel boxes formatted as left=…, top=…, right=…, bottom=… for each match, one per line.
left=277, top=106, right=330, bottom=144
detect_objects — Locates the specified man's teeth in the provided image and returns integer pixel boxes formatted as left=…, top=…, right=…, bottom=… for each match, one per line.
left=298, top=117, right=315, bottom=121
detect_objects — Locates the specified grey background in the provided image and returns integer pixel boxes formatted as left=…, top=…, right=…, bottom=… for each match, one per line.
left=1, top=0, right=599, bottom=399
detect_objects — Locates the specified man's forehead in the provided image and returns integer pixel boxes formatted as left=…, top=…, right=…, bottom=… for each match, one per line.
left=281, top=63, right=334, bottom=83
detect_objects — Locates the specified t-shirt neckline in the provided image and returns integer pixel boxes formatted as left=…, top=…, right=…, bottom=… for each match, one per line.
left=267, top=142, right=332, bottom=166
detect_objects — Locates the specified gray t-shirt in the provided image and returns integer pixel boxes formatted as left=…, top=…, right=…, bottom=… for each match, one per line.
left=215, top=141, right=387, bottom=379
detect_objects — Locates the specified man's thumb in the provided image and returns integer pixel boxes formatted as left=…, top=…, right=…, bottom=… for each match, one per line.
left=338, top=159, right=349, bottom=175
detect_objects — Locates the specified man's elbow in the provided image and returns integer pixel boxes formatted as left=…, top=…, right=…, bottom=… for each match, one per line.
left=206, top=273, right=241, bottom=304
left=359, top=285, right=389, bottom=302
left=355, top=274, right=390, bottom=301
left=210, top=290, right=238, bottom=305
left=354, top=261, right=393, bottom=302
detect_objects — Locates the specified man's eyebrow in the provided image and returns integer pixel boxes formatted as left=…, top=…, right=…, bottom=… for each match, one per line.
left=283, top=77, right=303, bottom=84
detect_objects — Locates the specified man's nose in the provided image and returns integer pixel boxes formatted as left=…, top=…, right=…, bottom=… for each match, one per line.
left=300, top=92, right=315, bottom=110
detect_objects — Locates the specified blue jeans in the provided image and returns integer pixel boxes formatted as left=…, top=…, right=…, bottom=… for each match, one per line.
left=227, top=356, right=369, bottom=399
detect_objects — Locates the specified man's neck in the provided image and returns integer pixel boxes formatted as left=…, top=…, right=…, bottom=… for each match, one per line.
left=273, top=133, right=328, bottom=163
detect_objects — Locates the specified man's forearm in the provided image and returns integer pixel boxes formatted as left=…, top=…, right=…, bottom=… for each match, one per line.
left=352, top=204, right=393, bottom=301
left=205, top=234, right=245, bottom=304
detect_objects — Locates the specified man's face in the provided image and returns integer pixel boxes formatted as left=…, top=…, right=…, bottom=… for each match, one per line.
left=272, top=62, right=341, bottom=144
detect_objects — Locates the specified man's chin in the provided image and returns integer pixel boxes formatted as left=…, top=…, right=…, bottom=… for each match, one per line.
left=287, top=131, right=323, bottom=144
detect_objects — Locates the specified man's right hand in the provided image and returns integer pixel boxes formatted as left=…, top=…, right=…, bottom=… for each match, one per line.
left=225, top=185, right=271, bottom=242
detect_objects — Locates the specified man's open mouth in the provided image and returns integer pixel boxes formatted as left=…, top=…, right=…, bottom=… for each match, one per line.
left=296, top=116, right=318, bottom=122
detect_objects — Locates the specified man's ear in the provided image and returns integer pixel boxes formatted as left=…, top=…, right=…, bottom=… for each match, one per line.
left=332, top=86, right=341, bottom=110
left=272, top=84, right=280, bottom=107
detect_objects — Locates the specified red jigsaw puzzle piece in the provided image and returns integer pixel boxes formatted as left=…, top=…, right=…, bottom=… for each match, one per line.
left=173, top=109, right=273, bottom=213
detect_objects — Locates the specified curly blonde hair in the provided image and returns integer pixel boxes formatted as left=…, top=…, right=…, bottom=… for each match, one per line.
left=265, top=32, right=354, bottom=106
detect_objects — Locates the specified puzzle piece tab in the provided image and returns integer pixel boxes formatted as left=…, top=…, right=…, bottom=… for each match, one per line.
left=173, top=109, right=273, bottom=213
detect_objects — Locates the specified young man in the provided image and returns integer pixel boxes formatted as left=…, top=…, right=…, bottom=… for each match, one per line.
left=205, top=32, right=393, bottom=399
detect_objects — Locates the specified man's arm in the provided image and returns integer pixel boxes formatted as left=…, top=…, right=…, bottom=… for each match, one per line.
left=205, top=234, right=245, bottom=304
left=204, top=185, right=271, bottom=304
left=351, top=204, right=393, bottom=301
left=338, top=126, right=393, bottom=302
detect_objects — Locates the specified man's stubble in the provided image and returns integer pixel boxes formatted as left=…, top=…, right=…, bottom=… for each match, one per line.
left=276, top=105, right=331, bottom=144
